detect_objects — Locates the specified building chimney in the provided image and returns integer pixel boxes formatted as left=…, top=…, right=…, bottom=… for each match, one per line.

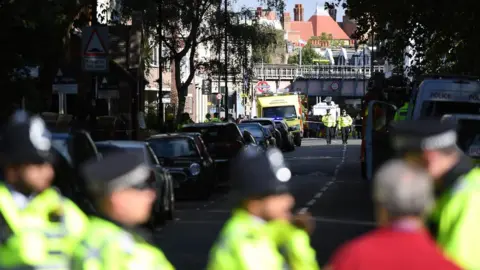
left=294, top=4, right=303, bottom=21
left=256, top=7, right=262, bottom=18
left=328, top=7, right=337, bottom=21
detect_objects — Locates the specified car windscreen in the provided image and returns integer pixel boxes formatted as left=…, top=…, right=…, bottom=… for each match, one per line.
left=95, top=144, right=145, bottom=159
left=420, top=101, right=480, bottom=117
left=263, top=106, right=297, bottom=119
left=149, top=138, right=198, bottom=158
left=457, top=119, right=480, bottom=157
left=181, top=125, right=240, bottom=143
left=238, top=125, right=264, bottom=138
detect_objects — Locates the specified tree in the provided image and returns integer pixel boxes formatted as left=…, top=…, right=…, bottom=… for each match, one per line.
left=121, top=0, right=285, bottom=118
left=0, top=0, right=90, bottom=116
left=330, top=0, right=480, bottom=76
left=287, top=44, right=324, bottom=65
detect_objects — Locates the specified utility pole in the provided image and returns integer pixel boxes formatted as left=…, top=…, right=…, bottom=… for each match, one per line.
left=90, top=0, right=98, bottom=132
left=223, top=0, right=229, bottom=120
left=157, top=1, right=164, bottom=131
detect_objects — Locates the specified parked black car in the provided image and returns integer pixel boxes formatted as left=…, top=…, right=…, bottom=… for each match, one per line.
left=241, top=118, right=283, bottom=148
left=147, top=133, right=216, bottom=199
left=51, top=130, right=100, bottom=214
left=238, top=123, right=271, bottom=150
left=179, top=122, right=245, bottom=182
left=274, top=119, right=295, bottom=151
left=95, top=140, right=175, bottom=227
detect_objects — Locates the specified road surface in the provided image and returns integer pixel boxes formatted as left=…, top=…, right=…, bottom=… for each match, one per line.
left=154, top=138, right=375, bottom=269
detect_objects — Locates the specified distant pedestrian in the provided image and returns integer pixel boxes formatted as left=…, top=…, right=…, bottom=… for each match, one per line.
left=325, top=159, right=460, bottom=270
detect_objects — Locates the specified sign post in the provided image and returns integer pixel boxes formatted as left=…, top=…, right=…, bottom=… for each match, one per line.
left=82, top=26, right=109, bottom=127
left=98, top=76, right=120, bottom=115
left=52, top=68, right=78, bottom=114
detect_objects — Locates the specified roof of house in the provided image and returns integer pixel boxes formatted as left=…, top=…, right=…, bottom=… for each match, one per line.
left=308, top=15, right=349, bottom=39
left=289, top=21, right=314, bottom=41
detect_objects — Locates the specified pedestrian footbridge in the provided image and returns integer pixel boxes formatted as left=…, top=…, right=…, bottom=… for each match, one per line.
left=252, top=64, right=385, bottom=97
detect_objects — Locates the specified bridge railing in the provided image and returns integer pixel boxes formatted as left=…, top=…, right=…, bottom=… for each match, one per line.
left=253, top=64, right=385, bottom=80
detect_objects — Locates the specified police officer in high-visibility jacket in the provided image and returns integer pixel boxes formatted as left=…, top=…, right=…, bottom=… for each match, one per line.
left=391, top=119, right=480, bottom=269
left=394, top=102, right=409, bottom=121
left=0, top=110, right=88, bottom=269
left=338, top=110, right=353, bottom=144
left=322, top=109, right=336, bottom=145
left=207, top=147, right=319, bottom=270
left=72, top=151, right=174, bottom=270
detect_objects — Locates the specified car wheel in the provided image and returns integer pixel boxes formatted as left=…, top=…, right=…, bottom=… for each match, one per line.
left=294, top=136, right=301, bottom=146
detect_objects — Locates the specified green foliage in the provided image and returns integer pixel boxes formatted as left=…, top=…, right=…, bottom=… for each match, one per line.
left=287, top=44, right=324, bottom=65
left=251, top=27, right=285, bottom=64
left=332, top=0, right=480, bottom=75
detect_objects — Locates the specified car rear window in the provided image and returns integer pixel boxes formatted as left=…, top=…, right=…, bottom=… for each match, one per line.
left=149, top=138, right=198, bottom=158
left=239, top=125, right=264, bottom=137
left=181, top=125, right=241, bottom=143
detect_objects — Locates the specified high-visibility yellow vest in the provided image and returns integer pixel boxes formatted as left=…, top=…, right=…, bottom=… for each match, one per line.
left=72, top=217, right=174, bottom=270
left=0, top=184, right=87, bottom=269
left=429, top=167, right=480, bottom=269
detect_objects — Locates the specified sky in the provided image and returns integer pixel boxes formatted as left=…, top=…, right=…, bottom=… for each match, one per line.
left=234, top=0, right=346, bottom=22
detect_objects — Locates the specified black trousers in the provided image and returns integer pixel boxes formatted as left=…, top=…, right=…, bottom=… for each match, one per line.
left=325, top=127, right=334, bottom=143
left=355, top=127, right=362, bottom=139
left=341, top=127, right=350, bottom=143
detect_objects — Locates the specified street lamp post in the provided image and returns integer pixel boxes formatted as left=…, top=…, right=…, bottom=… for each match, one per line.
left=157, top=1, right=164, bottom=130
left=223, top=0, right=229, bottom=120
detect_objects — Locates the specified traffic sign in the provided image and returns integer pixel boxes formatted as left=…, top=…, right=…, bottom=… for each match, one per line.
left=330, top=82, right=340, bottom=91
left=82, top=26, right=109, bottom=72
left=256, top=81, right=270, bottom=93
left=52, top=68, right=77, bottom=94
left=202, top=79, right=212, bottom=95
left=216, top=93, right=222, bottom=100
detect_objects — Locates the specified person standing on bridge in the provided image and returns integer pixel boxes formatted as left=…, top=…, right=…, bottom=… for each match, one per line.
left=338, top=109, right=353, bottom=144
left=325, top=159, right=460, bottom=270
left=207, top=147, right=319, bottom=270
left=391, top=119, right=480, bottom=269
left=322, top=109, right=336, bottom=145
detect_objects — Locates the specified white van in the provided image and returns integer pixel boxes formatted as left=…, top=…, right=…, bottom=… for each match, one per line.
left=409, top=76, right=480, bottom=119
left=364, top=76, right=480, bottom=181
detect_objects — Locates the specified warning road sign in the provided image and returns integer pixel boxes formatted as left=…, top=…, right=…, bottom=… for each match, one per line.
left=82, top=26, right=109, bottom=72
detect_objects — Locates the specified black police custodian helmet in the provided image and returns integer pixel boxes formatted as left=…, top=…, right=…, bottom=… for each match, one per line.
left=80, top=151, right=152, bottom=196
left=1, top=110, right=53, bottom=165
left=391, top=119, right=457, bottom=153
left=230, top=146, right=292, bottom=199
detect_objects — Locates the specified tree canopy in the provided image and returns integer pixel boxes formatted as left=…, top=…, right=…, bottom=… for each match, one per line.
left=287, top=44, right=324, bottom=65
left=333, top=0, right=480, bottom=75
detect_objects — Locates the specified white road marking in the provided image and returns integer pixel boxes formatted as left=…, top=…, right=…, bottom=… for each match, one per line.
left=173, top=216, right=375, bottom=227
left=314, top=217, right=376, bottom=227
left=299, top=144, right=347, bottom=213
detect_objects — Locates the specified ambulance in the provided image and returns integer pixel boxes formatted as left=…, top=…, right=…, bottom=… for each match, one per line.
left=364, top=75, right=480, bottom=181
left=256, top=92, right=303, bottom=146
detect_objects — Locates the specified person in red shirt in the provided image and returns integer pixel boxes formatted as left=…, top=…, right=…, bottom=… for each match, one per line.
left=324, top=159, right=461, bottom=270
